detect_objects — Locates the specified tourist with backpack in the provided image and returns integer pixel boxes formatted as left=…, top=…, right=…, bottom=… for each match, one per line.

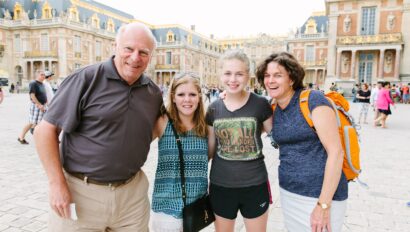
left=256, top=52, right=348, bottom=232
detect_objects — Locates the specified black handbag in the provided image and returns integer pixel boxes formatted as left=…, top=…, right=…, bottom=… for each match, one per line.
left=168, top=118, right=215, bottom=232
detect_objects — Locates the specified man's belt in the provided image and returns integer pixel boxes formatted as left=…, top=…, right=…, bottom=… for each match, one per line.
left=67, top=172, right=135, bottom=188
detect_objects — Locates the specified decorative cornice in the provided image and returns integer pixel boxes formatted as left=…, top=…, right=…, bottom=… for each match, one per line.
left=70, top=0, right=133, bottom=24
left=337, top=33, right=403, bottom=45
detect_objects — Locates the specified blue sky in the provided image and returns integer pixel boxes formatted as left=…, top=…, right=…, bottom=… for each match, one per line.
left=96, top=0, right=326, bottom=38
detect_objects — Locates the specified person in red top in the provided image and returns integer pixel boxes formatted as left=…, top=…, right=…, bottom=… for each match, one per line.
left=374, top=82, right=395, bottom=128
left=401, top=84, right=409, bottom=104
left=0, top=87, right=3, bottom=104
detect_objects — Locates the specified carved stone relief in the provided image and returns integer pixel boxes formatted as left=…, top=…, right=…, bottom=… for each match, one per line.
left=387, top=12, right=395, bottom=31
left=343, top=15, right=351, bottom=33
left=384, top=51, right=393, bottom=73
left=296, top=50, right=301, bottom=61
left=341, top=54, right=350, bottom=74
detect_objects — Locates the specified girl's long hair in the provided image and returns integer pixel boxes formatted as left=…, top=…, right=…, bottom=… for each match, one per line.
left=166, top=73, right=207, bottom=137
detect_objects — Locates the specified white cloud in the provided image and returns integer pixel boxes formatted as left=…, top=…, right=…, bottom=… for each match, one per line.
left=95, top=0, right=325, bottom=38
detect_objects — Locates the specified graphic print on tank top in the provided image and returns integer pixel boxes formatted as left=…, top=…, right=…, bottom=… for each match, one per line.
left=214, top=117, right=261, bottom=161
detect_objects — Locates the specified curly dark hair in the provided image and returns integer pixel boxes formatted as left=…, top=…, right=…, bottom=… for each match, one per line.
left=255, top=52, right=305, bottom=90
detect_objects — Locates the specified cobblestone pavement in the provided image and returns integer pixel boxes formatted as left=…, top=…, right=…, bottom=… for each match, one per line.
left=1, top=93, right=409, bottom=232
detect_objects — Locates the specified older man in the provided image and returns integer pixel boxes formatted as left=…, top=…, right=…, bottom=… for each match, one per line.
left=34, top=22, right=163, bottom=231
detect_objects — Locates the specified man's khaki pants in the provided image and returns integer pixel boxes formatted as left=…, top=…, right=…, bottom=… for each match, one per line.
left=49, top=171, right=150, bottom=232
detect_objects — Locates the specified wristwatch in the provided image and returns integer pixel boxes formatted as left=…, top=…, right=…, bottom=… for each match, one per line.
left=317, top=201, right=330, bottom=210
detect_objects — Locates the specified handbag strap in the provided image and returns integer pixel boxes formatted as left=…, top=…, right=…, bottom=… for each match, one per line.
left=167, top=116, right=188, bottom=207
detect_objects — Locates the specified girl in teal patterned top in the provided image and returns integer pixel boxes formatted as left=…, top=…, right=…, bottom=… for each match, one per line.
left=151, top=73, right=209, bottom=232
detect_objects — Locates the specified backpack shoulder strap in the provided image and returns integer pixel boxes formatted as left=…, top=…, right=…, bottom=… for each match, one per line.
left=271, top=98, right=277, bottom=111
left=299, top=89, right=314, bottom=128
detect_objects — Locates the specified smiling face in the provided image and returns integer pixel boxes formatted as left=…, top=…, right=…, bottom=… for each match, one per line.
left=114, top=24, right=155, bottom=85
left=173, top=81, right=200, bottom=119
left=220, top=59, right=249, bottom=95
left=263, top=61, right=294, bottom=101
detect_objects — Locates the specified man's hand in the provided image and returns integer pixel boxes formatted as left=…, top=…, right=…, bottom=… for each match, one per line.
left=37, top=104, right=46, bottom=112
left=49, top=181, right=72, bottom=219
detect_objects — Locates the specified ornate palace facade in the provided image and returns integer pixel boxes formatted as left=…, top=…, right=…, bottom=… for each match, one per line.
left=0, top=0, right=135, bottom=86
left=1, top=0, right=409, bottom=91
left=289, top=0, right=410, bottom=91
left=287, top=12, right=329, bottom=88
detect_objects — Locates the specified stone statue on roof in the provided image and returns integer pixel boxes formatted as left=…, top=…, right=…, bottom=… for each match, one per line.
left=3, top=9, right=12, bottom=20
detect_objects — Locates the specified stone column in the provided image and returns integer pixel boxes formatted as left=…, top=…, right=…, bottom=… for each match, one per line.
left=351, top=50, right=356, bottom=80
left=326, top=12, right=339, bottom=80
left=394, top=48, right=401, bottom=79
left=30, top=61, right=34, bottom=80
left=336, top=50, right=342, bottom=79
left=401, top=1, right=410, bottom=77
left=25, top=61, right=30, bottom=81
left=378, top=49, right=385, bottom=79
left=57, top=29, right=67, bottom=78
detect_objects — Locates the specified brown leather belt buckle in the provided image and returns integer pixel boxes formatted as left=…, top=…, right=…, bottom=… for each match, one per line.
left=68, top=172, right=133, bottom=187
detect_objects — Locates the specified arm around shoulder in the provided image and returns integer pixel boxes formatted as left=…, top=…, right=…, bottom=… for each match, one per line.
left=152, top=115, right=168, bottom=141
left=207, top=126, right=216, bottom=160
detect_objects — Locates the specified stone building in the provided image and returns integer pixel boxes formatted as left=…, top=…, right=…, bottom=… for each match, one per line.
left=150, top=25, right=222, bottom=87
left=287, top=12, right=328, bottom=89
left=1, top=0, right=409, bottom=92
left=326, top=0, right=410, bottom=91
left=218, top=34, right=287, bottom=87
left=0, top=0, right=135, bottom=87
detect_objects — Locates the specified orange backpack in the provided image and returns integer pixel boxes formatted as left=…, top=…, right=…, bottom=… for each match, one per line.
left=272, top=90, right=362, bottom=181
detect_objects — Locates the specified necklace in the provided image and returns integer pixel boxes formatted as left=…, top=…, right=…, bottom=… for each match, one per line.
left=277, top=90, right=296, bottom=110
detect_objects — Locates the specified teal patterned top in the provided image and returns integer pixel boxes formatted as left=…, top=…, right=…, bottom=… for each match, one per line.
left=152, top=121, right=208, bottom=219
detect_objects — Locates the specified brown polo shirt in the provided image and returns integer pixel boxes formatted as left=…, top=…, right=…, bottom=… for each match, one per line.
left=44, top=56, right=163, bottom=182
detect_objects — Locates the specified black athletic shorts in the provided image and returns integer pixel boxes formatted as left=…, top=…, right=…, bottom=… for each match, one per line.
left=209, top=182, right=271, bottom=220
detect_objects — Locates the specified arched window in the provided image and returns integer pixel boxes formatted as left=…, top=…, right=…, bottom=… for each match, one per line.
left=107, top=18, right=115, bottom=32
left=187, top=34, right=192, bottom=44
left=166, top=30, right=175, bottom=42
left=42, top=1, right=53, bottom=19
left=13, top=2, right=23, bottom=20
left=69, top=6, right=79, bottom=21
left=91, top=13, right=100, bottom=29
left=306, top=18, right=318, bottom=34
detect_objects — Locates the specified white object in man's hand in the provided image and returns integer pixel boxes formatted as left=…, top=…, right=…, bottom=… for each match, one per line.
left=70, top=203, right=78, bottom=220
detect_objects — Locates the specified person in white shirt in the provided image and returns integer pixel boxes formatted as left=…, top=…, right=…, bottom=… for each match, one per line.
left=43, top=71, right=55, bottom=104
left=370, top=82, right=382, bottom=122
